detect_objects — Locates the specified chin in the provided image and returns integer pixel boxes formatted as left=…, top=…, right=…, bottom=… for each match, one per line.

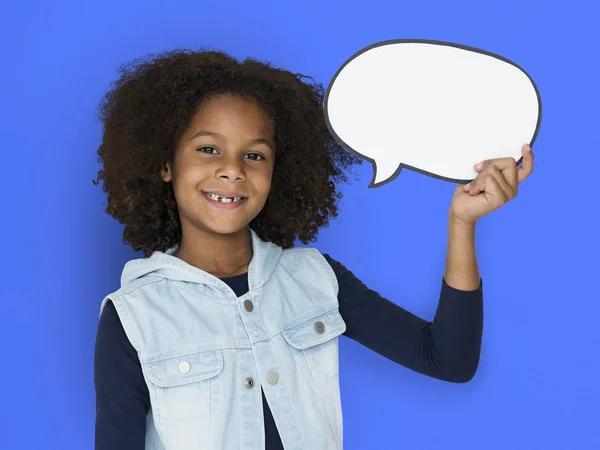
left=204, top=221, right=251, bottom=237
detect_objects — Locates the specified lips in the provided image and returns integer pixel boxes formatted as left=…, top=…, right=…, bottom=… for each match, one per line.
left=202, top=191, right=247, bottom=204
left=202, top=191, right=247, bottom=198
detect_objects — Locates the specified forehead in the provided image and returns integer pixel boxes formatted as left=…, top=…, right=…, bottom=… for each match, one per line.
left=186, top=94, right=274, bottom=137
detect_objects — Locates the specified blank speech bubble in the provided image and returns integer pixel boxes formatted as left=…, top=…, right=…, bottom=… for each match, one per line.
left=324, top=39, right=542, bottom=187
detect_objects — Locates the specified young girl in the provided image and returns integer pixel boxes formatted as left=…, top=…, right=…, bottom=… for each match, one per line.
left=93, top=49, right=533, bottom=450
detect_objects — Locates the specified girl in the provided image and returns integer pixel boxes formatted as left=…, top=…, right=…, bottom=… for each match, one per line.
left=93, top=49, right=533, bottom=450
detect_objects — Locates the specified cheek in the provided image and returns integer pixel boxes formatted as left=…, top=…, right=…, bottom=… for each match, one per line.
left=257, top=168, right=274, bottom=197
left=177, top=165, right=207, bottom=188
left=170, top=170, right=205, bottom=204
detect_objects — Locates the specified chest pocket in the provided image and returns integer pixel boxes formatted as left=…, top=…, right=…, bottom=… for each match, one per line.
left=142, top=349, right=224, bottom=421
left=282, top=308, right=346, bottom=384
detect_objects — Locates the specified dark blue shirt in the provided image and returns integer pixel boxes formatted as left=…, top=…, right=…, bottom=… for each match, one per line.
left=94, top=254, right=483, bottom=449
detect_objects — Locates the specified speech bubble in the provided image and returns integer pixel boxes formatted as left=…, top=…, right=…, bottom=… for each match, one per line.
left=324, top=39, right=542, bottom=187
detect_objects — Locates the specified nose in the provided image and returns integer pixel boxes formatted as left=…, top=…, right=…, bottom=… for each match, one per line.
left=216, top=156, right=246, bottom=182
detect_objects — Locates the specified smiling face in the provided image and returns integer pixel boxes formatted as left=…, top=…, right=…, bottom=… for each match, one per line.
left=161, top=94, right=276, bottom=242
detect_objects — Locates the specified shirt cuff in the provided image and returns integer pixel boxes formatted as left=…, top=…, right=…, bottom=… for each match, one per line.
left=441, top=276, right=483, bottom=294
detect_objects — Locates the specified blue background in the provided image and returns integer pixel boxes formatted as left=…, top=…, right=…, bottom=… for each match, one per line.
left=1, top=0, right=599, bottom=448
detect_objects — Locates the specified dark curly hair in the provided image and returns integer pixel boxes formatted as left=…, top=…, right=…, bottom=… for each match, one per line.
left=93, top=48, right=362, bottom=257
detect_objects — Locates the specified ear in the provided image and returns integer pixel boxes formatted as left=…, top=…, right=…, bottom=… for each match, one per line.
left=161, top=161, right=173, bottom=182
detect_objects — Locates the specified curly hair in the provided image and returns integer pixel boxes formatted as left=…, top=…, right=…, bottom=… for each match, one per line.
left=93, top=48, right=362, bottom=257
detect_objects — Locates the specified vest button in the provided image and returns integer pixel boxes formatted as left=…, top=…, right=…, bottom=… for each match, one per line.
left=244, top=377, right=255, bottom=389
left=178, top=360, right=191, bottom=374
left=244, top=300, right=254, bottom=312
left=266, top=372, right=279, bottom=385
left=314, top=321, right=325, bottom=333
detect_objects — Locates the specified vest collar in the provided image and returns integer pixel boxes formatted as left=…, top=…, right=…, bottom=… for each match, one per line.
left=120, top=228, right=282, bottom=296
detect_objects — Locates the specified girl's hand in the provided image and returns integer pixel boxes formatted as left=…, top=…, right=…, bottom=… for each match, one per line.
left=450, top=144, right=534, bottom=226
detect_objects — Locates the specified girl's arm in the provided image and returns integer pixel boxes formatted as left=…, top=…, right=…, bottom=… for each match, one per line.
left=444, top=217, right=481, bottom=291
left=326, top=254, right=483, bottom=383
left=445, top=144, right=534, bottom=290
left=94, top=301, right=149, bottom=450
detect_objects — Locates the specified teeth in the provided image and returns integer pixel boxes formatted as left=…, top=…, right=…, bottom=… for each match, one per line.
left=204, top=192, right=245, bottom=203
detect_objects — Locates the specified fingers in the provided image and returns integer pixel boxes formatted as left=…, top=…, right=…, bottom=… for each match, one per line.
left=465, top=160, right=514, bottom=195
left=468, top=143, right=534, bottom=190
left=467, top=174, right=509, bottom=208
left=467, top=168, right=511, bottom=202
left=476, top=156, right=517, bottom=173
left=517, top=144, right=534, bottom=183
left=485, top=165, right=516, bottom=199
left=476, top=156, right=518, bottom=188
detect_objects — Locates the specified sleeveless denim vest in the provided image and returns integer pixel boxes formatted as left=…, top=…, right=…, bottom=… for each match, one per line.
left=100, top=229, right=347, bottom=449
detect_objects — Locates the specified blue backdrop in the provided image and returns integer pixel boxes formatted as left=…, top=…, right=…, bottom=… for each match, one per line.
left=1, top=0, right=599, bottom=448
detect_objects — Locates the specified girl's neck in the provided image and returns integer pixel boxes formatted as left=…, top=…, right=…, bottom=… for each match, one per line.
left=175, top=228, right=253, bottom=279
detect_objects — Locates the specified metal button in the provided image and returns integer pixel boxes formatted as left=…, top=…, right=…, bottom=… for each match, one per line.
left=244, top=377, right=255, bottom=389
left=178, top=360, right=191, bottom=374
left=315, top=321, right=325, bottom=333
left=244, top=300, right=254, bottom=312
left=266, top=372, right=279, bottom=385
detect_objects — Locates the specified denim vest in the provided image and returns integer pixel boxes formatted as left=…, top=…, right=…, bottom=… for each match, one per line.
left=100, top=229, right=347, bottom=449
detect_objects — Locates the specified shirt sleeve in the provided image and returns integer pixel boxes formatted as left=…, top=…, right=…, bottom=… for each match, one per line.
left=94, top=301, right=149, bottom=450
left=323, top=254, right=484, bottom=383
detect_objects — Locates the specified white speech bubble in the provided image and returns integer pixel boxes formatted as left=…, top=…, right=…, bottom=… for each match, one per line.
left=324, top=39, right=542, bottom=187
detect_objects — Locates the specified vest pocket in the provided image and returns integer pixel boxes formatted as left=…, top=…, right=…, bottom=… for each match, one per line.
left=282, top=308, right=347, bottom=384
left=143, top=349, right=224, bottom=421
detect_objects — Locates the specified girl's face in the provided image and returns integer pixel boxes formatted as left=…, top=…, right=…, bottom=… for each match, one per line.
left=161, top=94, right=275, bottom=240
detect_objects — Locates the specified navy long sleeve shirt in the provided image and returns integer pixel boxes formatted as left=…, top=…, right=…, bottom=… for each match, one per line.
left=94, top=254, right=483, bottom=449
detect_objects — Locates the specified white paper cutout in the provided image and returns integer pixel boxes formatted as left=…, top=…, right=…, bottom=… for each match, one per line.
left=324, top=39, right=542, bottom=187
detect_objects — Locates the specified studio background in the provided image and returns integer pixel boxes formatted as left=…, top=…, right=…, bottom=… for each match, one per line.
left=1, top=0, right=598, bottom=448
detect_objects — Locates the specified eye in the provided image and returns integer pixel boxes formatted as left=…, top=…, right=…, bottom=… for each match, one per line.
left=197, top=146, right=219, bottom=154
left=246, top=153, right=265, bottom=161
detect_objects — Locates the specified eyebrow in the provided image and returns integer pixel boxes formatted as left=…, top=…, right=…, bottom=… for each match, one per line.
left=190, top=130, right=274, bottom=151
